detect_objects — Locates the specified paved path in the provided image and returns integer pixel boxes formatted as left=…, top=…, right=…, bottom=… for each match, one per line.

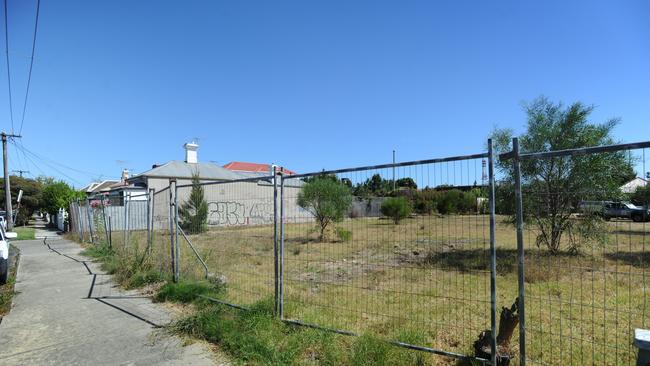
left=0, top=233, right=219, bottom=366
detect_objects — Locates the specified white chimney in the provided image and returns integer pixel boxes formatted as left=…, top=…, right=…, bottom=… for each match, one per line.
left=184, top=142, right=198, bottom=164
left=121, top=169, right=129, bottom=182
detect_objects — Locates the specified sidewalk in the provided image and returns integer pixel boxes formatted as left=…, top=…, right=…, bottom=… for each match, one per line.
left=0, top=235, right=223, bottom=365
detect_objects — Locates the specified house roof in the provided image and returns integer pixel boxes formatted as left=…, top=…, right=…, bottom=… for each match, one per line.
left=130, top=160, right=245, bottom=181
left=223, top=161, right=296, bottom=175
left=620, top=177, right=648, bottom=193
left=82, top=180, right=120, bottom=193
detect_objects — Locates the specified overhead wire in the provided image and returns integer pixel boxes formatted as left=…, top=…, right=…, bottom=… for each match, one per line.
left=3, top=0, right=14, bottom=132
left=11, top=140, right=84, bottom=185
left=18, top=0, right=40, bottom=135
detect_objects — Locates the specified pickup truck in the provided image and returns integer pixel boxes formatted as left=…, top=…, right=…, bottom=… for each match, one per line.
left=579, top=201, right=650, bottom=222
left=0, top=224, right=17, bottom=284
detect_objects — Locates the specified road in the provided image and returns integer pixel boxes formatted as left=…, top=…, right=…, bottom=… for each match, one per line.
left=0, top=224, right=220, bottom=366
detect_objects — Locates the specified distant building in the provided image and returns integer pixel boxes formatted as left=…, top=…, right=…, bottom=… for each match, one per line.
left=620, top=177, right=648, bottom=194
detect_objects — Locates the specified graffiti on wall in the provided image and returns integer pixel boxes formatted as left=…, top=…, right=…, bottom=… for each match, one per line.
left=207, top=200, right=274, bottom=226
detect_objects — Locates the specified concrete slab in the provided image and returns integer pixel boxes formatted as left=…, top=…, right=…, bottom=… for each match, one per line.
left=0, top=236, right=225, bottom=366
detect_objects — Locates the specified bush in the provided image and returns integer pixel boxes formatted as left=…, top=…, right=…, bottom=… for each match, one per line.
left=336, top=228, right=352, bottom=242
left=298, top=176, right=353, bottom=241
left=381, top=197, right=412, bottom=224
left=155, top=279, right=224, bottom=303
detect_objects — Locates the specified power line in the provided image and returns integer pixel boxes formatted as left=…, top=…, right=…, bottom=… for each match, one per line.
left=18, top=0, right=40, bottom=135
left=3, top=0, right=14, bottom=133
left=11, top=140, right=83, bottom=185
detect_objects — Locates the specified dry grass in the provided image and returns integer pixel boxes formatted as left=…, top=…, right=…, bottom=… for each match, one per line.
left=109, top=215, right=649, bottom=365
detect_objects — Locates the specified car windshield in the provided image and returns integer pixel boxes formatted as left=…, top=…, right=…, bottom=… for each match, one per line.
left=624, top=203, right=639, bottom=209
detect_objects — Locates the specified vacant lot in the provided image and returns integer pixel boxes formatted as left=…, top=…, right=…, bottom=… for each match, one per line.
left=110, top=214, right=648, bottom=365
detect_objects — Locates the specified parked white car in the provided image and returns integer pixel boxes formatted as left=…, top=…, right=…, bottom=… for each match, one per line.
left=0, top=216, right=6, bottom=230
left=0, top=225, right=17, bottom=284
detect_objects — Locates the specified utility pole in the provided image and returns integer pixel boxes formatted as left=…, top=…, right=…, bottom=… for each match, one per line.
left=12, top=170, right=29, bottom=177
left=2, top=132, right=21, bottom=230
left=392, top=150, right=396, bottom=191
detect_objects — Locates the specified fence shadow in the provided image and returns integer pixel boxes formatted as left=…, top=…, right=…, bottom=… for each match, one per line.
left=604, top=251, right=650, bottom=268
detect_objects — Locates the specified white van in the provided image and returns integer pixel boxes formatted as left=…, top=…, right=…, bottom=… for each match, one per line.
left=0, top=224, right=17, bottom=284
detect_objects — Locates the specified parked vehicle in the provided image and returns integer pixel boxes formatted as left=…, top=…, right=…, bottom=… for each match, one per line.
left=0, top=216, right=6, bottom=230
left=0, top=224, right=17, bottom=284
left=579, top=200, right=650, bottom=222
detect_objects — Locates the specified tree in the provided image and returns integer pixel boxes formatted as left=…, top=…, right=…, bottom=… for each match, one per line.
left=381, top=197, right=412, bottom=224
left=492, top=96, right=634, bottom=254
left=179, top=174, right=208, bottom=234
left=297, top=176, right=352, bottom=241
left=631, top=185, right=650, bottom=207
left=41, top=181, right=85, bottom=216
left=0, top=176, right=44, bottom=225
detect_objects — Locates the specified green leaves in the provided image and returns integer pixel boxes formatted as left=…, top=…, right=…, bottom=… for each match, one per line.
left=179, top=173, right=208, bottom=234
left=297, top=176, right=352, bottom=241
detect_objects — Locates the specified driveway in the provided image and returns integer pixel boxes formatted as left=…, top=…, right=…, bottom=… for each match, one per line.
left=0, top=234, right=222, bottom=365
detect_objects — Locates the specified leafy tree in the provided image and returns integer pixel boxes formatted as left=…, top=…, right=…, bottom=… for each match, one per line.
left=0, top=176, right=44, bottom=225
left=631, top=185, right=650, bottom=207
left=41, top=181, right=85, bottom=216
left=492, top=96, right=635, bottom=254
left=396, top=177, right=417, bottom=189
left=381, top=197, right=412, bottom=224
left=298, top=176, right=352, bottom=241
left=179, top=174, right=208, bottom=234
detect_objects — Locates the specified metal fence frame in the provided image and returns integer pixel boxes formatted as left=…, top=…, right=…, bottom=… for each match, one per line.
left=500, top=138, right=650, bottom=366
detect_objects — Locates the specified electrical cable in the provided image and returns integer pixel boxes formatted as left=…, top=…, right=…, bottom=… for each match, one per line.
left=18, top=0, right=40, bottom=135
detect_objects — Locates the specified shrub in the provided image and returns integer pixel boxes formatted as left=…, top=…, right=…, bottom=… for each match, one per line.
left=336, top=228, right=352, bottom=242
left=381, top=197, right=412, bottom=224
left=155, top=279, right=224, bottom=303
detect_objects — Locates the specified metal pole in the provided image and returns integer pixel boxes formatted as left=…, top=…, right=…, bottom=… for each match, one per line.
left=392, top=149, right=396, bottom=191
left=86, top=198, right=95, bottom=244
left=488, top=139, right=497, bottom=366
left=174, top=182, right=180, bottom=282
left=273, top=167, right=279, bottom=316
left=123, top=193, right=130, bottom=248
left=512, top=137, right=526, bottom=365
left=101, top=196, right=109, bottom=245
left=278, top=175, right=285, bottom=319
left=2, top=132, right=14, bottom=231
left=147, top=188, right=155, bottom=255
left=168, top=181, right=175, bottom=280
left=108, top=215, right=112, bottom=248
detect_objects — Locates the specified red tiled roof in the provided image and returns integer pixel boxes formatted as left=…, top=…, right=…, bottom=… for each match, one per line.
left=223, top=162, right=296, bottom=175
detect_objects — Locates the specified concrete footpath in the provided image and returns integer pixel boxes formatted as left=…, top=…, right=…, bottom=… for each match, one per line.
left=0, top=232, right=221, bottom=365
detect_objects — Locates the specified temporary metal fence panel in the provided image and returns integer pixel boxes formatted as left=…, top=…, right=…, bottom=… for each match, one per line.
left=502, top=139, right=650, bottom=365
left=280, top=151, right=497, bottom=363
left=175, top=176, right=279, bottom=307
left=150, top=187, right=173, bottom=278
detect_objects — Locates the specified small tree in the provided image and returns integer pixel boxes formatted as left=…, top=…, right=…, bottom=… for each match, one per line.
left=492, top=96, right=635, bottom=254
left=381, top=197, right=412, bottom=224
left=297, top=176, right=352, bottom=241
left=179, top=174, right=208, bottom=234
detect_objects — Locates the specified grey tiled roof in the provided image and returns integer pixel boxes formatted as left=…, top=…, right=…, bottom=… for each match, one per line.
left=131, top=161, right=246, bottom=180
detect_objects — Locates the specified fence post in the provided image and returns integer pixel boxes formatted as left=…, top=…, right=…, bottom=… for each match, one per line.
left=108, top=215, right=112, bottom=248
left=124, top=193, right=130, bottom=248
left=86, top=198, right=95, bottom=244
left=512, top=137, right=526, bottom=366
left=168, top=180, right=177, bottom=282
left=101, top=195, right=109, bottom=245
left=278, top=173, right=285, bottom=319
left=273, top=166, right=279, bottom=316
left=488, top=139, right=498, bottom=366
left=173, top=181, right=180, bottom=283
left=147, top=188, right=155, bottom=255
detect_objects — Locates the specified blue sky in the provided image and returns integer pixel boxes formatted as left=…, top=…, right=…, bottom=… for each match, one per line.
left=2, top=1, right=649, bottom=187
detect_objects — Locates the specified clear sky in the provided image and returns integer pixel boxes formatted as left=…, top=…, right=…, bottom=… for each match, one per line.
left=2, top=1, right=649, bottom=187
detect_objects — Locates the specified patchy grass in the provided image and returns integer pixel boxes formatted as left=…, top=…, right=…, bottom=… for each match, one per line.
left=171, top=298, right=428, bottom=365
left=155, top=279, right=224, bottom=304
left=0, top=245, right=19, bottom=319
left=13, top=227, right=35, bottom=241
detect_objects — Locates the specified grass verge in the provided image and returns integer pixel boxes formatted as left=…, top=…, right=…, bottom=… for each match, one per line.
left=13, top=227, right=35, bottom=241
left=0, top=245, right=20, bottom=319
